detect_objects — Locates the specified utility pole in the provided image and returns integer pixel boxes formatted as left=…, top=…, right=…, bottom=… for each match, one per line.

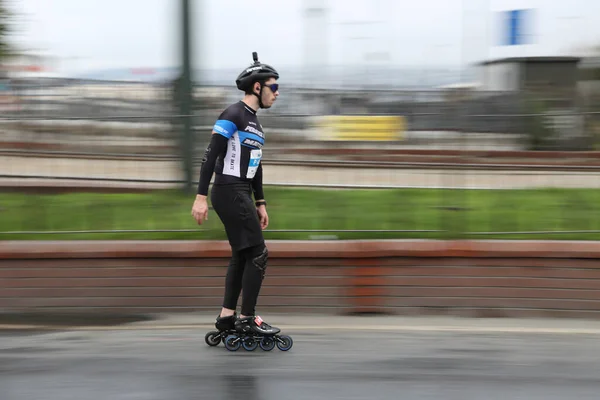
left=180, top=0, right=194, bottom=193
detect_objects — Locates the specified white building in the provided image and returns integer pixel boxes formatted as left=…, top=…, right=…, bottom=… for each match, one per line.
left=302, top=0, right=329, bottom=86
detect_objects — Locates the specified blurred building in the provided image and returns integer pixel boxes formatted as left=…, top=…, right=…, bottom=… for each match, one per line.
left=476, top=56, right=581, bottom=96
left=302, top=0, right=329, bottom=87
left=1, top=51, right=59, bottom=80
left=578, top=56, right=600, bottom=96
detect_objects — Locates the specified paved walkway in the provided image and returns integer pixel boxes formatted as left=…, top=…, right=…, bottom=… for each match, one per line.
left=5, top=312, right=600, bottom=334
left=3, top=155, right=600, bottom=189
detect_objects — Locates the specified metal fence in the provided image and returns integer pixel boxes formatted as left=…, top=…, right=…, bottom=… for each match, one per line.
left=1, top=78, right=600, bottom=240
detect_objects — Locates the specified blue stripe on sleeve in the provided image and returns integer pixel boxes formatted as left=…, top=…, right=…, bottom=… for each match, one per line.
left=213, top=119, right=237, bottom=139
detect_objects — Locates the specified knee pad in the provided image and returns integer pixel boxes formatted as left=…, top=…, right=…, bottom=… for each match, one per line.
left=250, top=244, right=268, bottom=276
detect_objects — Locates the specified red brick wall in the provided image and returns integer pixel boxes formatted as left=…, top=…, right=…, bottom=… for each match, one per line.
left=2, top=240, right=600, bottom=318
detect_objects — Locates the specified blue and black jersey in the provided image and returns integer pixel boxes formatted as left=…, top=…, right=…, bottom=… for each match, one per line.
left=213, top=101, right=265, bottom=179
left=197, top=101, right=265, bottom=201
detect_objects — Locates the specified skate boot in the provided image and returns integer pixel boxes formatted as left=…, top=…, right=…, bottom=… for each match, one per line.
left=204, top=313, right=236, bottom=347
left=215, top=314, right=237, bottom=332
left=235, top=315, right=281, bottom=336
left=223, top=315, right=293, bottom=352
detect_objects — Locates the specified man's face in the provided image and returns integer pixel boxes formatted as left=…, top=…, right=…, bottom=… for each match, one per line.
left=259, top=78, right=279, bottom=108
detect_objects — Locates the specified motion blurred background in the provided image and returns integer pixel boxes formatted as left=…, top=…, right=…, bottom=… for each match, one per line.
left=4, top=4, right=600, bottom=398
left=1, top=0, right=600, bottom=240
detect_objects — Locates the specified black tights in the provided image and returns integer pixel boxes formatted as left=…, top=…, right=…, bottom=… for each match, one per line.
left=222, top=243, right=268, bottom=317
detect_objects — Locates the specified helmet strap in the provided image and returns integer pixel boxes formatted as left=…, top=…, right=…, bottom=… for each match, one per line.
left=252, top=82, right=266, bottom=109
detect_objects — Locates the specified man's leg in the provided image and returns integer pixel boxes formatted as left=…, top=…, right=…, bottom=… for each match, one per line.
left=239, top=242, right=268, bottom=318
left=234, top=242, right=280, bottom=335
left=220, top=250, right=246, bottom=318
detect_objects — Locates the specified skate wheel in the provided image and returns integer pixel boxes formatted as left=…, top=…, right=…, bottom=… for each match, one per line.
left=224, top=335, right=241, bottom=351
left=242, top=337, right=258, bottom=351
left=259, top=336, right=276, bottom=351
left=204, top=331, right=221, bottom=347
left=276, top=335, right=293, bottom=351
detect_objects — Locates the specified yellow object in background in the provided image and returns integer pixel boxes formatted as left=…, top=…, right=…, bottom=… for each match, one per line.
left=314, top=115, right=406, bottom=141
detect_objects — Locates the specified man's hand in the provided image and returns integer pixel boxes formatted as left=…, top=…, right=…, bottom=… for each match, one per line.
left=257, top=204, right=269, bottom=230
left=191, top=195, right=209, bottom=225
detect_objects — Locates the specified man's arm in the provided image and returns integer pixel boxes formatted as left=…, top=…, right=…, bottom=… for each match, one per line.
left=251, top=162, right=265, bottom=205
left=197, top=117, right=237, bottom=196
left=196, top=132, right=228, bottom=196
left=253, top=162, right=268, bottom=230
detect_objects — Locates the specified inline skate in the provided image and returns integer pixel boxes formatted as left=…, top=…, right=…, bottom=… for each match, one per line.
left=204, top=313, right=237, bottom=347
left=223, top=315, right=293, bottom=352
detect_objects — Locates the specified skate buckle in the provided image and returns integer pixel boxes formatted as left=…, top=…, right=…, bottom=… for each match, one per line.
left=254, top=316, right=264, bottom=326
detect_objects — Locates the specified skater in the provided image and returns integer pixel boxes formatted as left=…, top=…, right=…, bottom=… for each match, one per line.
left=191, top=52, right=286, bottom=345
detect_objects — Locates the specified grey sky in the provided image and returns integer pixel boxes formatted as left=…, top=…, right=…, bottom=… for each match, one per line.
left=9, top=0, right=600, bottom=74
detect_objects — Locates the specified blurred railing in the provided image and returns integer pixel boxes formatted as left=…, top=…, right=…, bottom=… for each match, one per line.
left=1, top=77, right=600, bottom=240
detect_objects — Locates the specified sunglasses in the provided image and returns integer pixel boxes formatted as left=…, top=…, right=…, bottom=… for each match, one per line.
left=264, top=83, right=279, bottom=93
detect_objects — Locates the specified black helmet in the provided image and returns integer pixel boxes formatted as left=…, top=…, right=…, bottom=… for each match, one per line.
left=235, top=51, right=279, bottom=92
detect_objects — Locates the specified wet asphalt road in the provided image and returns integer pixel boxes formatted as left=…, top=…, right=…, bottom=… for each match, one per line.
left=3, top=324, right=600, bottom=400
